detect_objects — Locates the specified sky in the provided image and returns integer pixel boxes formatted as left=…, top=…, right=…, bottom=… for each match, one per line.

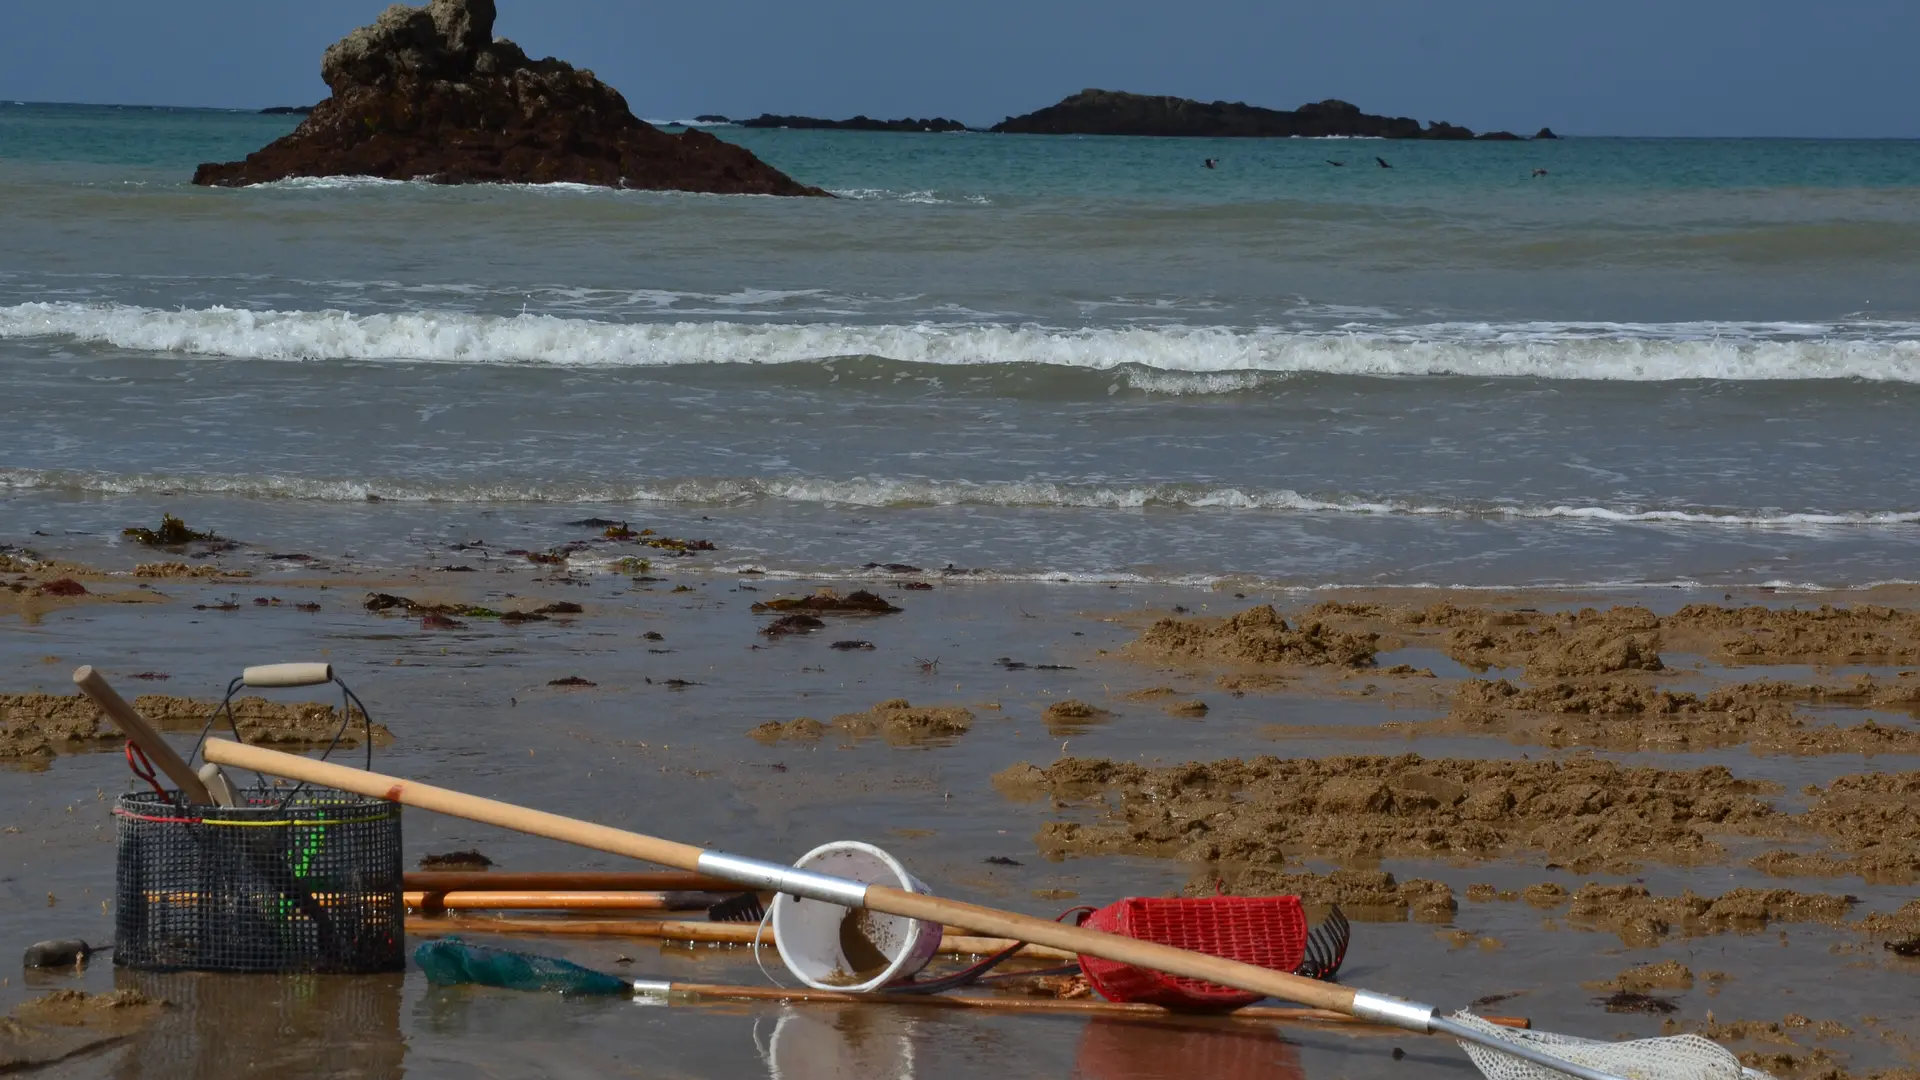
left=1, top=0, right=1916, bottom=137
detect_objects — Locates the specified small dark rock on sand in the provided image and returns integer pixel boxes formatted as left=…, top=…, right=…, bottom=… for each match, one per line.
left=831, top=640, right=876, bottom=650
left=1597, top=991, right=1678, bottom=1014
left=419, top=850, right=493, bottom=871
left=548, top=676, right=596, bottom=687
left=763, top=614, right=827, bottom=636
left=22, top=939, right=107, bottom=968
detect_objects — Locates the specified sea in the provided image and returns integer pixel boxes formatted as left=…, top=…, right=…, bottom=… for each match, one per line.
left=4, top=101, right=1919, bottom=590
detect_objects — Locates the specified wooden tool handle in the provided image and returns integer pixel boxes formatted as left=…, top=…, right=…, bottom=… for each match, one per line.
left=75, top=666, right=213, bottom=804
left=204, top=739, right=706, bottom=870
left=405, top=871, right=735, bottom=892
left=404, top=891, right=678, bottom=911
left=203, top=738, right=1353, bottom=1015
left=242, top=663, right=333, bottom=688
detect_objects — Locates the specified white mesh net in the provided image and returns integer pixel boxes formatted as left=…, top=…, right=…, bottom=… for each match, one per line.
left=1448, top=1012, right=1771, bottom=1080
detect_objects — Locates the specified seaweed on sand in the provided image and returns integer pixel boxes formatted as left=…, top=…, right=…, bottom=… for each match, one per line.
left=122, top=514, right=217, bottom=547
left=752, top=589, right=902, bottom=615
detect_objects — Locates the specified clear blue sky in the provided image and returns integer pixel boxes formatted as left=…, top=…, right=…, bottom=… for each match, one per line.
left=2, top=0, right=1915, bottom=136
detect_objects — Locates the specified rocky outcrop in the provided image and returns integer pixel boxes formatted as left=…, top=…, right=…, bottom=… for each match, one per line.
left=1533, top=127, right=1561, bottom=140
left=740, top=114, right=970, bottom=133
left=195, top=0, right=825, bottom=194
left=259, top=105, right=314, bottom=115
left=991, top=89, right=1552, bottom=141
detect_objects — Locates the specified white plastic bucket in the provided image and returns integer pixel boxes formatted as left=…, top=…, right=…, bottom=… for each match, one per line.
left=770, top=840, right=943, bottom=993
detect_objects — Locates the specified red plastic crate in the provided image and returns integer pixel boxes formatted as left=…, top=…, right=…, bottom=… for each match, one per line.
left=1076, top=896, right=1308, bottom=1011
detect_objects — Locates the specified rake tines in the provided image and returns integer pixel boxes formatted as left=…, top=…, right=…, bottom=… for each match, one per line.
left=1294, top=905, right=1349, bottom=981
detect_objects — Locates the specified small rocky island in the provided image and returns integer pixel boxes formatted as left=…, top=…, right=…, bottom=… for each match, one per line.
left=196, top=0, right=825, bottom=194
left=991, top=89, right=1556, bottom=140
left=739, top=114, right=970, bottom=133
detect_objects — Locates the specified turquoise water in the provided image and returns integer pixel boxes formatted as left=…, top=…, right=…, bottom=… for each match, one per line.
left=3, top=102, right=1919, bottom=587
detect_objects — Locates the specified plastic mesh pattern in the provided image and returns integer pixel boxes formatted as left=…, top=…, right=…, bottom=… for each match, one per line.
left=113, top=789, right=404, bottom=974
left=1448, top=1012, right=1763, bottom=1080
left=1077, top=896, right=1309, bottom=1011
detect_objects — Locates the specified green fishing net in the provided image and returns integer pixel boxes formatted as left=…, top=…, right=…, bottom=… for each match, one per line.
left=414, top=937, right=631, bottom=996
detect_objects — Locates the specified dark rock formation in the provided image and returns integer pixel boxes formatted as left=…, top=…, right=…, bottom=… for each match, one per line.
left=1475, top=130, right=1522, bottom=141
left=259, top=105, right=314, bottom=115
left=740, top=114, right=969, bottom=133
left=195, top=0, right=825, bottom=194
left=692, top=114, right=732, bottom=124
left=1533, top=127, right=1561, bottom=140
left=991, top=89, right=1542, bottom=141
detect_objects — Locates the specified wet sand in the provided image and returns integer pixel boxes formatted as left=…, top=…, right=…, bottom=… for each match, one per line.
left=4, top=553, right=1919, bottom=1079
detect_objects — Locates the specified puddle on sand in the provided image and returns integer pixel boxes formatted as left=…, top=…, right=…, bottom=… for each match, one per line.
left=3, top=578, right=1918, bottom=1078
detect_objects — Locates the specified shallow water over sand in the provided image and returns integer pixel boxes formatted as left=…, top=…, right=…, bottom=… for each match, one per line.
left=3, top=567, right=1918, bottom=1079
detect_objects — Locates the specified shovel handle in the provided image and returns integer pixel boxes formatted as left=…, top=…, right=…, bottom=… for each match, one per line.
left=202, top=739, right=1364, bottom=1015
left=74, top=666, right=213, bottom=804
left=243, top=663, right=333, bottom=688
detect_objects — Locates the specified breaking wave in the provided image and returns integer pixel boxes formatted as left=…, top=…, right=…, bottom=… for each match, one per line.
left=5, top=302, right=1920, bottom=381
left=4, top=467, right=1916, bottom=526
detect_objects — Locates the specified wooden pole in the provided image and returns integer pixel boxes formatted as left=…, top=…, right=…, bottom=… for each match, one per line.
left=406, top=872, right=735, bottom=892
left=206, top=740, right=1373, bottom=1017
left=74, top=666, right=212, bottom=803
left=406, top=915, right=1078, bottom=960
left=405, top=891, right=682, bottom=912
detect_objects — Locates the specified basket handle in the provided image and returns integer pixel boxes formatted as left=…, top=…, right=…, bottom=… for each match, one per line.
left=243, top=663, right=334, bottom=688
left=75, top=666, right=214, bottom=804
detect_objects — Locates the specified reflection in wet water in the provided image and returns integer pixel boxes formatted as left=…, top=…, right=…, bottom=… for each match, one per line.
left=112, top=969, right=404, bottom=1080
left=754, top=1003, right=1307, bottom=1080
left=1072, top=1019, right=1304, bottom=1080
left=764, top=1006, right=920, bottom=1080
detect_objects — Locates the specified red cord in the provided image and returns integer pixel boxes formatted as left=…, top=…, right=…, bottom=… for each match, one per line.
left=125, top=742, right=168, bottom=798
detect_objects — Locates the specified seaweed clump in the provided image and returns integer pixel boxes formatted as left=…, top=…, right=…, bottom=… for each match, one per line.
left=122, top=514, right=217, bottom=547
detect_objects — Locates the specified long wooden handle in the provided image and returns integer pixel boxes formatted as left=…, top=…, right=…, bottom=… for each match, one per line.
left=204, top=738, right=704, bottom=867
left=406, top=914, right=1080, bottom=960
left=405, top=871, right=736, bottom=892
left=405, top=891, right=679, bottom=911
left=202, top=740, right=1355, bottom=1014
left=658, top=981, right=1529, bottom=1031
left=76, top=666, right=213, bottom=804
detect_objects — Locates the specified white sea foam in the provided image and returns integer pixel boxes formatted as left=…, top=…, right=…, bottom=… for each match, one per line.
left=4, top=467, right=1915, bottom=526
left=5, top=301, right=1920, bottom=381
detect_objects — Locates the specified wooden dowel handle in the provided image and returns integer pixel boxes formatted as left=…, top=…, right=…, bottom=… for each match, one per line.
left=203, top=739, right=705, bottom=870
left=405, top=891, right=679, bottom=912
left=242, top=663, right=334, bottom=688
left=76, top=666, right=213, bottom=804
left=404, top=915, right=1078, bottom=960
left=405, top=872, right=736, bottom=892
left=205, top=739, right=1352, bottom=1015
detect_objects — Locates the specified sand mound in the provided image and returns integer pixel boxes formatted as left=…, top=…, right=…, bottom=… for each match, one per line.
left=1448, top=623, right=1664, bottom=678
left=1010, top=753, right=1778, bottom=868
left=750, top=699, right=972, bottom=747
left=1567, top=884, right=1856, bottom=946
left=1587, top=960, right=1696, bottom=991
left=1187, top=866, right=1457, bottom=921
left=1439, top=677, right=1920, bottom=754
left=1800, top=770, right=1920, bottom=883
left=1042, top=699, right=1112, bottom=734
left=1666, top=603, right=1920, bottom=664
left=1126, top=605, right=1379, bottom=669
left=1, top=692, right=393, bottom=759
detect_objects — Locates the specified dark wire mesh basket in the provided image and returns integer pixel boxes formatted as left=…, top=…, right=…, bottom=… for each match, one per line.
left=114, top=788, right=404, bottom=973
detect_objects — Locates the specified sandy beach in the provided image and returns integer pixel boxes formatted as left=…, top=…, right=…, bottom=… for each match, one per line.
left=4, top=534, right=1918, bottom=1078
